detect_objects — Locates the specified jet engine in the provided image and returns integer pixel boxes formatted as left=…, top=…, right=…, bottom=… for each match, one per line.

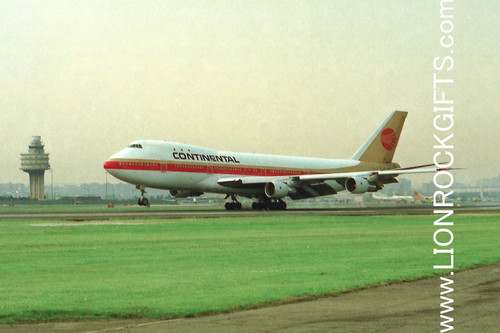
left=345, top=177, right=379, bottom=194
left=169, top=190, right=203, bottom=198
left=264, top=181, right=297, bottom=199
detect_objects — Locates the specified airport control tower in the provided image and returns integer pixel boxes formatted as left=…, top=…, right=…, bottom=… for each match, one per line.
left=20, top=136, right=51, bottom=200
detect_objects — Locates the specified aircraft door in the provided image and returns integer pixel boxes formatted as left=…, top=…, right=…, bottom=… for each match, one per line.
left=160, top=161, right=167, bottom=173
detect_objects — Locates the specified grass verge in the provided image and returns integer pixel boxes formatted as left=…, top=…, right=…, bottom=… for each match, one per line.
left=0, top=213, right=498, bottom=323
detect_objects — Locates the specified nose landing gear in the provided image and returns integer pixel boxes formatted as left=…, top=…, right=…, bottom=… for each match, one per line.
left=138, top=196, right=149, bottom=207
left=136, top=185, right=150, bottom=207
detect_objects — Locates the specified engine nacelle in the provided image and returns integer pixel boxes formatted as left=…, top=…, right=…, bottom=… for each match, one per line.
left=169, top=190, right=203, bottom=198
left=264, top=181, right=296, bottom=199
left=345, top=177, right=379, bottom=194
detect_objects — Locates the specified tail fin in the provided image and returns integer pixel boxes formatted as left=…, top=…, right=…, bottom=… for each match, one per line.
left=414, top=191, right=425, bottom=200
left=350, top=110, right=407, bottom=163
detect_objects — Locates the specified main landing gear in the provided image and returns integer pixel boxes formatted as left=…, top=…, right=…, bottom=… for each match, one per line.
left=252, top=198, right=287, bottom=210
left=224, top=194, right=242, bottom=210
left=136, top=185, right=150, bottom=207
left=224, top=195, right=288, bottom=211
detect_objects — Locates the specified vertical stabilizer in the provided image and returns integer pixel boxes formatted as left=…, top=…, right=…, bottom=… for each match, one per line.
left=350, top=110, right=408, bottom=163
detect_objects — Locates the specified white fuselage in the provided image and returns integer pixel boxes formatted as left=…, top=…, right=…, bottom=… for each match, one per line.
left=103, top=140, right=373, bottom=197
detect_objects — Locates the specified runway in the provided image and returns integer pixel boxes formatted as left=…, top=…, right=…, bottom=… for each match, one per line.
left=1, top=205, right=498, bottom=220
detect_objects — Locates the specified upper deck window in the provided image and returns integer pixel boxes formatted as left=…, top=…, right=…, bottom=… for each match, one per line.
left=128, top=144, right=143, bottom=149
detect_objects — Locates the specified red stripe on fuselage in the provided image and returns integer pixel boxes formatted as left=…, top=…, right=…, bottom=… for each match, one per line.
left=103, top=160, right=161, bottom=172
left=104, top=159, right=315, bottom=177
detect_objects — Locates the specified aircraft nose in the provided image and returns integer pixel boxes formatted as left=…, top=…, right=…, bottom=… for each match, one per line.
left=103, top=159, right=112, bottom=170
left=103, top=158, right=118, bottom=173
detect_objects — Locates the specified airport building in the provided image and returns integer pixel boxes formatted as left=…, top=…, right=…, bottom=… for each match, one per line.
left=20, top=136, right=50, bottom=200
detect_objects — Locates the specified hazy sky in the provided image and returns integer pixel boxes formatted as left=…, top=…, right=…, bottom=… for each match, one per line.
left=1, top=1, right=498, bottom=185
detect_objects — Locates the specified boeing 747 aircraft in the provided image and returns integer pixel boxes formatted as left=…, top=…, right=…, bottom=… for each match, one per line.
left=372, top=193, right=414, bottom=203
left=104, top=111, right=441, bottom=210
left=413, top=191, right=433, bottom=203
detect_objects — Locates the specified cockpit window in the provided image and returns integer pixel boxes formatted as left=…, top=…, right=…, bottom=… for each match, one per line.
left=128, top=144, right=143, bottom=149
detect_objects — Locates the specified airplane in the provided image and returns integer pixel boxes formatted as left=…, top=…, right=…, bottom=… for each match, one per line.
left=372, top=192, right=414, bottom=203
left=413, top=191, right=432, bottom=203
left=103, top=110, right=444, bottom=210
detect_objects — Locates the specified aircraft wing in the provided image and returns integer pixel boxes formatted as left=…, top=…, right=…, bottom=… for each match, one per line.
left=217, top=166, right=445, bottom=200
left=294, top=167, right=440, bottom=182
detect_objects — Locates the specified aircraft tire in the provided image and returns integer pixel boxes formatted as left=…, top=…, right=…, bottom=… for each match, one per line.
left=225, top=202, right=241, bottom=210
left=138, top=197, right=150, bottom=207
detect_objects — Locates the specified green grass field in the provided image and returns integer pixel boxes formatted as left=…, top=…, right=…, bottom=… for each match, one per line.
left=0, top=213, right=499, bottom=323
